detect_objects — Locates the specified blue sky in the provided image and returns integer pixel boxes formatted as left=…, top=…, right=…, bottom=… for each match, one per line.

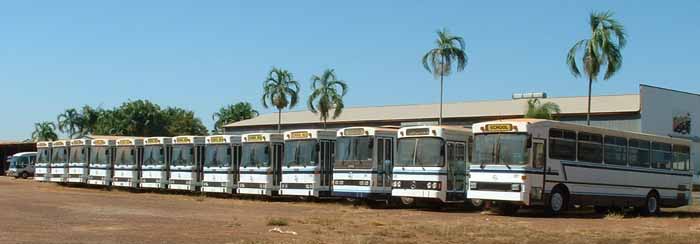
left=1, top=1, right=699, bottom=140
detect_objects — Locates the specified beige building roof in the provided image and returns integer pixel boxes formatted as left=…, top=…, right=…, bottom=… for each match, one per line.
left=224, top=94, right=640, bottom=128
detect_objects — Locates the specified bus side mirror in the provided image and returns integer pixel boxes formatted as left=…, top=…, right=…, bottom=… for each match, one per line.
left=315, top=144, right=320, bottom=152
left=130, top=149, right=134, bottom=156
left=160, top=148, right=164, bottom=154
left=227, top=148, right=232, bottom=155
left=369, top=140, right=374, bottom=148
left=190, top=148, right=194, bottom=154
left=264, top=147, right=270, bottom=154
left=526, top=135, right=532, bottom=148
left=440, top=147, right=445, bottom=156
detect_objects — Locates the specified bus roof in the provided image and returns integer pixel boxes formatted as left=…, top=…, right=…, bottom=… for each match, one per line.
left=145, top=137, right=172, bottom=145
left=241, top=132, right=283, bottom=143
left=337, top=126, right=398, bottom=137
left=206, top=135, right=242, bottom=144
left=475, top=119, right=691, bottom=145
left=284, top=129, right=336, bottom=140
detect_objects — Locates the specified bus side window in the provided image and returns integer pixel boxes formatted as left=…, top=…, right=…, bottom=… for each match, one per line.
left=549, top=128, right=576, bottom=161
left=455, top=143, right=466, bottom=162
left=651, top=142, right=672, bottom=170
left=672, top=145, right=690, bottom=171
left=446, top=142, right=455, bottom=165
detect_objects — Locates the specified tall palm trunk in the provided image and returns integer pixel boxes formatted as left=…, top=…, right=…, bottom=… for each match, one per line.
left=277, top=108, right=282, bottom=132
left=586, top=77, right=592, bottom=126
left=323, top=118, right=327, bottom=129
left=439, top=56, right=445, bottom=126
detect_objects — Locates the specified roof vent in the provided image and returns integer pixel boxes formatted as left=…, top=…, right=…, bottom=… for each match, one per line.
left=512, top=92, right=547, bottom=100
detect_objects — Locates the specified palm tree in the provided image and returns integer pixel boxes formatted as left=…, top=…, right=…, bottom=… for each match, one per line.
left=78, top=105, right=100, bottom=136
left=57, top=108, right=82, bottom=138
left=31, top=122, right=58, bottom=141
left=566, top=11, right=627, bottom=125
left=524, top=99, right=561, bottom=120
left=212, top=102, right=260, bottom=133
left=262, top=67, right=300, bottom=132
left=422, top=28, right=468, bottom=125
left=307, top=69, right=348, bottom=128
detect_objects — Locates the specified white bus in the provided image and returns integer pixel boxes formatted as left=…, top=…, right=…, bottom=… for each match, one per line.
left=140, top=137, right=172, bottom=189
left=87, top=139, right=116, bottom=186
left=333, top=127, right=397, bottom=202
left=468, top=119, right=693, bottom=215
left=280, top=130, right=335, bottom=198
left=112, top=138, right=144, bottom=188
left=201, top=135, right=242, bottom=194
left=7, top=152, right=36, bottom=179
left=169, top=136, right=205, bottom=191
left=67, top=139, right=91, bottom=183
left=238, top=133, right=284, bottom=196
left=34, top=142, right=51, bottom=182
left=392, top=126, right=472, bottom=205
left=49, top=140, right=71, bottom=183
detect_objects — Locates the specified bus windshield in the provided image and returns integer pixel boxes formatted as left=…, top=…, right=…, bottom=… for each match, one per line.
left=284, top=140, right=318, bottom=167
left=241, top=143, right=270, bottom=168
left=51, top=147, right=68, bottom=164
left=171, top=145, right=194, bottom=166
left=397, top=137, right=444, bottom=167
left=90, top=146, right=109, bottom=165
left=69, top=146, right=86, bottom=164
left=335, top=136, right=373, bottom=169
left=474, top=133, right=529, bottom=166
left=205, top=144, right=232, bottom=167
left=115, top=146, right=135, bottom=166
left=37, top=148, right=50, bottom=164
left=143, top=145, right=165, bottom=166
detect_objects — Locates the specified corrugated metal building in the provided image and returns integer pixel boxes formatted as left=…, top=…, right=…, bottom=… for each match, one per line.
left=224, top=84, right=700, bottom=182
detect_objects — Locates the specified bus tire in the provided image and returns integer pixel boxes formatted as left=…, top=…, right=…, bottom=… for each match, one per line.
left=546, top=186, right=568, bottom=215
left=640, top=191, right=660, bottom=216
left=21, top=172, right=29, bottom=179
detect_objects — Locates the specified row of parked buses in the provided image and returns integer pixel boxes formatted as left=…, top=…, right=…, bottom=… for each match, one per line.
left=32, top=119, right=695, bottom=215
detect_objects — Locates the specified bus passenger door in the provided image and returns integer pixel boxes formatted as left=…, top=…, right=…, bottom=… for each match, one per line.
left=531, top=139, right=547, bottom=203
left=383, top=138, right=393, bottom=189
left=376, top=138, right=385, bottom=187
left=273, top=143, right=283, bottom=186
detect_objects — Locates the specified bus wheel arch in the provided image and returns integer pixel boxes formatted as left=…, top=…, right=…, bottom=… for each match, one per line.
left=546, top=184, right=569, bottom=215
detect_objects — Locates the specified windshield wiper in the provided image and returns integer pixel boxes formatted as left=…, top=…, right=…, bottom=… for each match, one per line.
left=494, top=136, right=511, bottom=169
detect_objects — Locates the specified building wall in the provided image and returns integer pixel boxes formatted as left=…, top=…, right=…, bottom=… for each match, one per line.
left=639, top=85, right=700, bottom=183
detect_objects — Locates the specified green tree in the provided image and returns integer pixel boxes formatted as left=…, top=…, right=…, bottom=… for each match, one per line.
left=524, top=99, right=561, bottom=120
left=422, top=28, right=468, bottom=125
left=93, top=109, right=126, bottom=136
left=57, top=108, right=82, bottom=138
left=261, top=67, right=300, bottom=132
left=212, top=102, right=259, bottom=133
left=31, top=122, right=58, bottom=141
left=163, top=107, right=208, bottom=136
left=117, top=100, right=169, bottom=137
left=566, top=11, right=627, bottom=125
left=77, top=105, right=101, bottom=136
left=307, top=69, right=348, bottom=128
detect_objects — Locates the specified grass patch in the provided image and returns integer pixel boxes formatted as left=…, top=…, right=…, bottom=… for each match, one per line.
left=267, top=217, right=289, bottom=226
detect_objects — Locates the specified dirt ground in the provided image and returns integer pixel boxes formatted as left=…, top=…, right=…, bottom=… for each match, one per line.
left=2, top=177, right=700, bottom=244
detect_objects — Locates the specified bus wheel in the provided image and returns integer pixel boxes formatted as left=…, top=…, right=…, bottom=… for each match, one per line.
left=467, top=199, right=485, bottom=210
left=21, top=172, right=29, bottom=179
left=546, top=186, right=568, bottom=215
left=641, top=192, right=660, bottom=216
left=400, top=197, right=415, bottom=206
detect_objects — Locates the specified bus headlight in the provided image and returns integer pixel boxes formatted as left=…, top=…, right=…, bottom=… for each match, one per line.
left=260, top=184, right=267, bottom=189
left=333, top=180, right=344, bottom=185
left=469, top=182, right=478, bottom=190
left=360, top=181, right=370, bottom=186
left=305, top=184, right=313, bottom=189
left=239, top=183, right=246, bottom=188
left=281, top=183, right=287, bottom=189
left=511, top=183, right=522, bottom=192
left=392, top=181, right=401, bottom=188
left=202, top=182, right=208, bottom=187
